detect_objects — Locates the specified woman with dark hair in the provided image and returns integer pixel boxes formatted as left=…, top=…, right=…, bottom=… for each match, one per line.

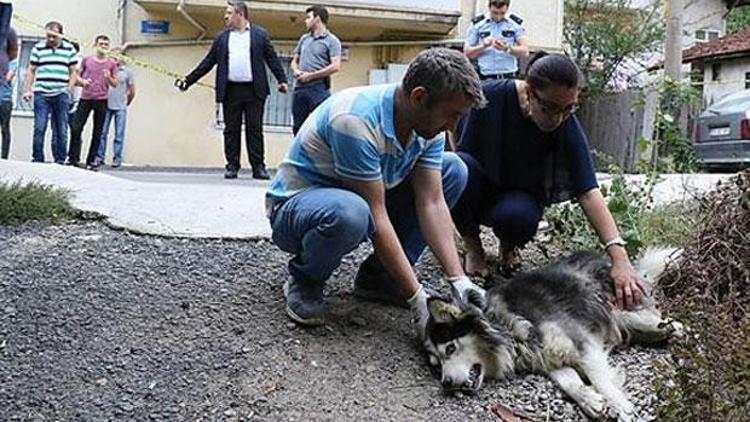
left=452, top=52, right=645, bottom=310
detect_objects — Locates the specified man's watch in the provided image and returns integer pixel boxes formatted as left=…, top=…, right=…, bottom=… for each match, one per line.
left=603, top=236, right=627, bottom=251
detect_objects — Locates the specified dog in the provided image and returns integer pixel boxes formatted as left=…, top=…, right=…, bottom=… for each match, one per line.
left=424, top=247, right=684, bottom=421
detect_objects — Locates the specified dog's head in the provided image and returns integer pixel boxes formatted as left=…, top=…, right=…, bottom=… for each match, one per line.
left=424, top=293, right=507, bottom=394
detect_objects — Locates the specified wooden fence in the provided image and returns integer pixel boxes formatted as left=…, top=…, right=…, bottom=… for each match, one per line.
left=576, top=89, right=656, bottom=172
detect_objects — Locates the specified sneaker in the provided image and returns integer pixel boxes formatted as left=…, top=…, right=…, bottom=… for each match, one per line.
left=224, top=169, right=239, bottom=179
left=283, top=277, right=325, bottom=326
left=111, top=158, right=122, bottom=168
left=352, top=255, right=409, bottom=309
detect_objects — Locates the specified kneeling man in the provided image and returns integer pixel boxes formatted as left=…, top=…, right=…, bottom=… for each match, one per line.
left=266, top=48, right=487, bottom=339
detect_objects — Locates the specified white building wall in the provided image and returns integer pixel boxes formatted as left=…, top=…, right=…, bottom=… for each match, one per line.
left=702, top=57, right=750, bottom=106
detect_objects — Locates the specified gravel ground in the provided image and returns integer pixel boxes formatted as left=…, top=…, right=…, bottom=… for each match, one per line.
left=0, top=221, right=671, bottom=421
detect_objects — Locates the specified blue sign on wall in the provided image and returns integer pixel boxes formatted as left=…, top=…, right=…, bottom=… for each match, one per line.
left=141, top=20, right=170, bottom=34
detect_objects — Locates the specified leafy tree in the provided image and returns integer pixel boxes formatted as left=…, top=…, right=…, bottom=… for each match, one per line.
left=727, top=6, right=750, bottom=33
left=564, top=0, right=664, bottom=99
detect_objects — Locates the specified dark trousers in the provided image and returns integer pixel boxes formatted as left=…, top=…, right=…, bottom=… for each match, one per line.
left=0, top=3, right=11, bottom=44
left=223, top=82, right=266, bottom=171
left=451, top=152, right=544, bottom=249
left=0, top=100, right=11, bottom=159
left=68, top=99, right=107, bottom=165
left=292, top=83, right=330, bottom=135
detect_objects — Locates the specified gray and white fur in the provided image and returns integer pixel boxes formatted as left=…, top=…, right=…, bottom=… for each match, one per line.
left=425, top=247, right=684, bottom=421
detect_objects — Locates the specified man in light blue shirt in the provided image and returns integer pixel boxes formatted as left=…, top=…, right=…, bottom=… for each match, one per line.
left=267, top=48, right=487, bottom=339
left=464, top=0, right=529, bottom=80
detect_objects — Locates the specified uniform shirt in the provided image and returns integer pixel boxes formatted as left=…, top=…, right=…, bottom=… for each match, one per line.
left=465, top=14, right=525, bottom=75
left=293, top=31, right=341, bottom=87
left=29, top=39, right=78, bottom=96
left=266, top=83, right=445, bottom=215
left=228, top=25, right=252, bottom=82
left=457, top=79, right=597, bottom=206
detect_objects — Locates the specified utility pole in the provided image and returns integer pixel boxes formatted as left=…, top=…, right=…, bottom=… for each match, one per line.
left=664, top=0, right=685, bottom=81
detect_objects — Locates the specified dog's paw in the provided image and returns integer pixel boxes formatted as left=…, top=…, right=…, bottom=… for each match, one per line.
left=574, top=386, right=607, bottom=419
left=606, top=399, right=636, bottom=422
left=511, top=317, right=534, bottom=341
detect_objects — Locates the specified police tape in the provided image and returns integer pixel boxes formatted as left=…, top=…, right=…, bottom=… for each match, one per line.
left=12, top=13, right=215, bottom=90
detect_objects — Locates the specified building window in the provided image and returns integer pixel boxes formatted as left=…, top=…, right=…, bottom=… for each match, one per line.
left=263, top=56, right=293, bottom=127
left=746, top=72, right=750, bottom=89
left=711, top=63, right=721, bottom=81
left=695, top=29, right=721, bottom=43
left=12, top=38, right=41, bottom=113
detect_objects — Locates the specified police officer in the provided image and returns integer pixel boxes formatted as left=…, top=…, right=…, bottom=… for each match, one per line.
left=464, top=0, right=529, bottom=80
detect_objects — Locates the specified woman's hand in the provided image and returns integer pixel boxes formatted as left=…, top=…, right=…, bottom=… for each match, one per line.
left=609, top=256, right=645, bottom=310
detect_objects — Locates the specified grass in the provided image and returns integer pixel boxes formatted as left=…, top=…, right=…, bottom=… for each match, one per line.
left=638, top=200, right=706, bottom=247
left=0, top=180, right=75, bottom=225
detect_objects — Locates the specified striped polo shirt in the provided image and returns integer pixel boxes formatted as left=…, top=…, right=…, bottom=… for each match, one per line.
left=266, top=83, right=445, bottom=215
left=29, top=40, right=78, bottom=96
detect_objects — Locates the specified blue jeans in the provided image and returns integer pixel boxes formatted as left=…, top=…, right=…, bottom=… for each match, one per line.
left=32, top=92, right=69, bottom=163
left=270, top=152, right=468, bottom=284
left=97, top=108, right=128, bottom=162
left=292, top=83, right=330, bottom=135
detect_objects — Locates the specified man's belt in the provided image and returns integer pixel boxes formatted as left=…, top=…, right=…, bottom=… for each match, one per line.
left=480, top=72, right=517, bottom=80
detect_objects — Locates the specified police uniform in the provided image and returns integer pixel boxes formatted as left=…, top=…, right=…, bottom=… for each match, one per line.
left=465, top=13, right=525, bottom=79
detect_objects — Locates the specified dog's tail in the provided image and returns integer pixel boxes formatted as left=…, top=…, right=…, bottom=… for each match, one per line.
left=635, top=246, right=682, bottom=286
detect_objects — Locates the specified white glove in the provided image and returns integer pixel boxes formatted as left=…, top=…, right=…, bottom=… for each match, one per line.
left=407, top=285, right=429, bottom=342
left=448, top=275, right=486, bottom=308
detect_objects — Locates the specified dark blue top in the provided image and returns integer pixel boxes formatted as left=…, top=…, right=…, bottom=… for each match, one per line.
left=456, top=79, right=598, bottom=206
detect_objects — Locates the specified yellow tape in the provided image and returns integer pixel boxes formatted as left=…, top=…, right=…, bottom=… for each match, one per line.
left=12, top=13, right=215, bottom=90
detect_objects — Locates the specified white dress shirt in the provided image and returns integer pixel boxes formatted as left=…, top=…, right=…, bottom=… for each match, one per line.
left=228, top=26, right=252, bottom=82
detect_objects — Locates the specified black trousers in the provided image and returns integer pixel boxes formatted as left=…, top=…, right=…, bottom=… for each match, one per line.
left=0, top=100, right=11, bottom=159
left=223, top=82, right=266, bottom=171
left=68, top=99, right=107, bottom=165
left=451, top=152, right=544, bottom=249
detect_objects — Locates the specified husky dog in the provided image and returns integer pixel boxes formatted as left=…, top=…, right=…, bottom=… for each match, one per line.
left=424, top=248, right=683, bottom=421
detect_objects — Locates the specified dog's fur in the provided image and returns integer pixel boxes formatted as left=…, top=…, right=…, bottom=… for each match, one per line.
left=424, top=248, right=683, bottom=421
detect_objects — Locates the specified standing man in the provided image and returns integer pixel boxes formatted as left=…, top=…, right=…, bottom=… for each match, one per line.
left=0, top=25, right=17, bottom=159
left=179, top=1, right=289, bottom=180
left=290, top=5, right=341, bottom=135
left=267, top=48, right=487, bottom=335
left=22, top=22, right=78, bottom=164
left=0, top=58, right=15, bottom=159
left=464, top=0, right=529, bottom=80
left=96, top=46, right=135, bottom=168
left=67, top=35, right=118, bottom=169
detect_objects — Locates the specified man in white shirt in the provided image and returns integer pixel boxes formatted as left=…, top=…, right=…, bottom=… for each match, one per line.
left=180, top=1, right=289, bottom=180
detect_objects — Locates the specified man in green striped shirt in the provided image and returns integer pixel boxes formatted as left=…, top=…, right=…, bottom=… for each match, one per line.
left=22, top=21, right=78, bottom=164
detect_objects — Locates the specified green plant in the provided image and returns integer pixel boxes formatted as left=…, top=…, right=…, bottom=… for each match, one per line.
left=544, top=163, right=661, bottom=256
left=727, top=6, right=750, bottom=34
left=0, top=180, right=74, bottom=225
left=564, top=0, right=664, bottom=99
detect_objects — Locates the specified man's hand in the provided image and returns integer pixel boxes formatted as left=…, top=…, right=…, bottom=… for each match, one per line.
left=22, top=90, right=32, bottom=102
left=482, top=36, right=495, bottom=48
left=296, top=72, right=313, bottom=84
left=81, top=78, right=92, bottom=88
left=407, top=285, right=430, bottom=342
left=448, top=275, right=486, bottom=308
left=277, top=82, right=289, bottom=93
left=610, top=259, right=645, bottom=310
left=493, top=39, right=509, bottom=52
left=175, top=78, right=188, bottom=92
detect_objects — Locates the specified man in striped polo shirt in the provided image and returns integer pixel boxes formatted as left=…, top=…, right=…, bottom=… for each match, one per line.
left=22, top=21, right=78, bottom=164
left=266, top=48, right=487, bottom=339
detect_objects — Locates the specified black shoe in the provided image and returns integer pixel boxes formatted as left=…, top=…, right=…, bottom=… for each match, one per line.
left=224, top=169, right=238, bottom=179
left=252, top=167, right=270, bottom=180
left=352, top=254, right=409, bottom=309
left=283, top=277, right=325, bottom=326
